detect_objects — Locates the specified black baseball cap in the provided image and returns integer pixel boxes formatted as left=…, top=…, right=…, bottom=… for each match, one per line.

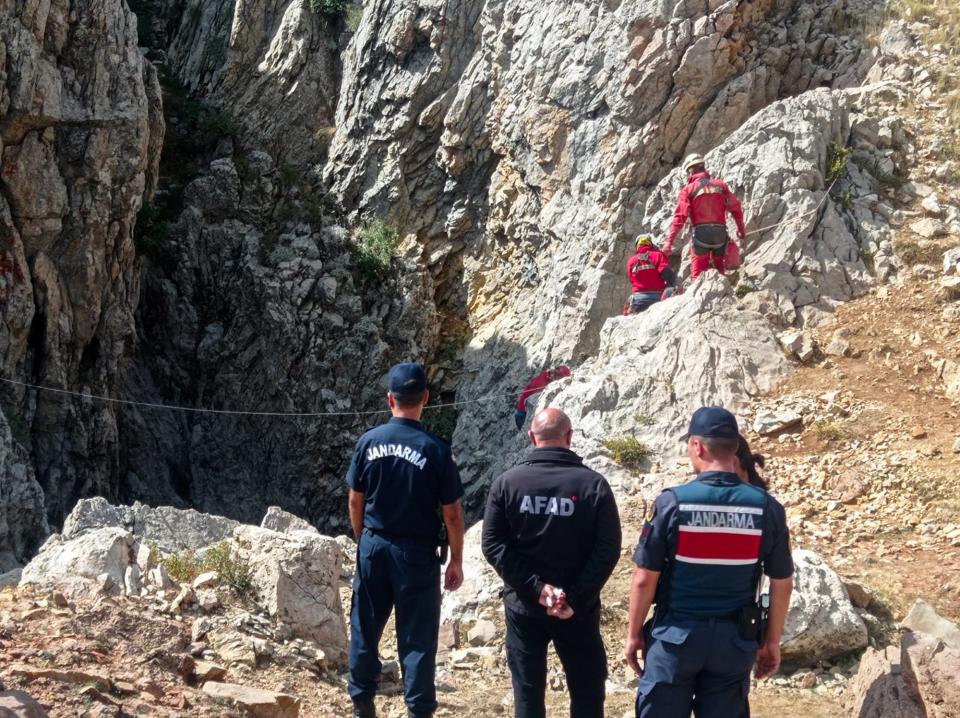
left=681, top=406, right=739, bottom=441
left=388, top=363, right=428, bottom=397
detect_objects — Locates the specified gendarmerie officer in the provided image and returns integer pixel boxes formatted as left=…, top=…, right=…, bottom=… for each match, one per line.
left=482, top=408, right=622, bottom=718
left=625, top=407, right=794, bottom=718
left=346, top=363, right=466, bottom=718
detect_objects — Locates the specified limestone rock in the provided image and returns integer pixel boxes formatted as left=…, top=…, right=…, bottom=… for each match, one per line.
left=902, top=601, right=960, bottom=650
left=0, top=690, right=49, bottom=717
left=911, top=218, right=949, bottom=239
left=467, top=619, right=499, bottom=647
left=0, top=0, right=163, bottom=529
left=440, top=522, right=503, bottom=625
left=192, top=660, right=228, bottom=683
left=208, top=628, right=258, bottom=668
left=324, top=0, right=876, bottom=499
left=940, top=276, right=960, bottom=302
left=334, top=535, right=357, bottom=579
left=781, top=550, right=868, bottom=663
left=0, top=411, right=48, bottom=572
left=20, top=528, right=135, bottom=597
left=646, top=89, right=875, bottom=330
left=901, top=630, right=960, bottom=718
left=0, top=568, right=23, bottom=589
left=193, top=571, right=219, bottom=590
left=942, top=247, right=960, bottom=276
left=260, top=507, right=319, bottom=536
left=844, top=581, right=874, bottom=610
left=117, top=153, right=436, bottom=532
left=201, top=682, right=300, bottom=718
left=754, top=409, right=803, bottom=436
left=62, top=499, right=240, bottom=553
left=845, top=645, right=925, bottom=718
left=233, top=525, right=347, bottom=663
left=499, top=274, right=792, bottom=492
left=165, top=0, right=339, bottom=170
left=778, top=330, right=817, bottom=362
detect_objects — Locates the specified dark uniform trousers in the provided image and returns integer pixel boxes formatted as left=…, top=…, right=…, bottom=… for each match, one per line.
left=636, top=614, right=757, bottom=718
left=349, top=530, right=441, bottom=716
left=505, top=607, right=607, bottom=718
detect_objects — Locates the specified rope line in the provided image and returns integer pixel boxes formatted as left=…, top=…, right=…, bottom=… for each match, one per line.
left=743, top=175, right=842, bottom=238
left=0, top=376, right=530, bottom=419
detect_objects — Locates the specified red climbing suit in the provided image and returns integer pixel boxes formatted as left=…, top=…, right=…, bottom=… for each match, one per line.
left=516, top=366, right=571, bottom=413
left=663, top=172, right=746, bottom=280
left=627, top=246, right=671, bottom=293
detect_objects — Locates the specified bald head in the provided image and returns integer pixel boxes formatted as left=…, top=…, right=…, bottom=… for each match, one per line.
left=529, top=408, right=573, bottom=448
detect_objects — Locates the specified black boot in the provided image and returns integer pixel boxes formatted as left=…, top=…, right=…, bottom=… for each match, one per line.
left=353, top=699, right=376, bottom=718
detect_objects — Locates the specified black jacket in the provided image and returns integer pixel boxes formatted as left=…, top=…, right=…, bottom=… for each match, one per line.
left=482, top=447, right=621, bottom=615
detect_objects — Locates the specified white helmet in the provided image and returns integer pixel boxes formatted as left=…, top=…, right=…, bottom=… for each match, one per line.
left=682, top=153, right=705, bottom=174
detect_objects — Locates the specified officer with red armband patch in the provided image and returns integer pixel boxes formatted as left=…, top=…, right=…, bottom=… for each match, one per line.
left=625, top=407, right=794, bottom=718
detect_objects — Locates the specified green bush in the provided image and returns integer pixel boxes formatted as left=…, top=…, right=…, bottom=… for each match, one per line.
left=895, top=239, right=945, bottom=267
left=355, top=219, right=400, bottom=279
left=814, top=421, right=848, bottom=443
left=134, top=201, right=175, bottom=269
left=423, top=405, right=459, bottom=443
left=310, top=0, right=350, bottom=16
left=202, top=541, right=254, bottom=594
left=161, top=541, right=253, bottom=594
left=602, top=437, right=652, bottom=471
left=826, top=142, right=851, bottom=182
left=734, top=280, right=757, bottom=299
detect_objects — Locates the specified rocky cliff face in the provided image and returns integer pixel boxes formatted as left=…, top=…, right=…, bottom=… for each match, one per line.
left=1, top=0, right=892, bottom=546
left=161, top=0, right=341, bottom=169
left=0, top=0, right=163, bottom=552
left=117, top=151, right=438, bottom=530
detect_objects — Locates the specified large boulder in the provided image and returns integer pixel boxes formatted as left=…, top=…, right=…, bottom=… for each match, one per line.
left=645, top=89, right=881, bottom=329
left=233, top=525, right=347, bottom=663
left=201, top=681, right=300, bottom=718
left=781, top=549, right=868, bottom=663
left=456, top=272, right=792, bottom=499
left=845, top=645, right=925, bottom=718
left=901, top=630, right=960, bottom=718
left=62, top=498, right=240, bottom=553
left=902, top=600, right=960, bottom=650
left=440, top=522, right=502, bottom=625
left=260, top=507, right=319, bottom=536
left=0, top=691, right=49, bottom=718
left=19, top=528, right=135, bottom=597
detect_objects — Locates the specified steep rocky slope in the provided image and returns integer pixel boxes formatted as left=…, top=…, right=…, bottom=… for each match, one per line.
left=0, top=0, right=913, bottom=542
left=0, top=0, right=163, bottom=553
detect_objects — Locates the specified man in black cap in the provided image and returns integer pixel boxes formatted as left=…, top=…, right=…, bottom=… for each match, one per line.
left=346, top=363, right=466, bottom=718
left=482, top=407, right=621, bottom=718
left=625, top=406, right=794, bottom=718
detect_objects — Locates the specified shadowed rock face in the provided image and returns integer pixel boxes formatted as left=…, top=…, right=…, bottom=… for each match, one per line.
left=162, top=0, right=342, bottom=169
left=0, top=0, right=163, bottom=549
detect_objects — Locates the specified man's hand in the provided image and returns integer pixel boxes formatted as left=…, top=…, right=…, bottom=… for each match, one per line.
left=625, top=633, right=645, bottom=676
left=661, top=244, right=673, bottom=257
left=538, top=585, right=574, bottom=619
left=444, top=559, right=464, bottom=591
left=755, top=640, right=781, bottom=680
